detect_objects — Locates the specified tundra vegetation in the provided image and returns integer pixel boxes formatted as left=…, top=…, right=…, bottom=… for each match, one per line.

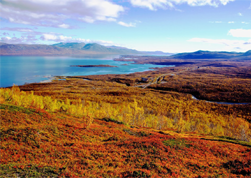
left=0, top=58, right=251, bottom=177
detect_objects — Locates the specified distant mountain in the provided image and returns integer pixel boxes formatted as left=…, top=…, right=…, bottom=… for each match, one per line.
left=171, top=50, right=246, bottom=59
left=81, top=43, right=139, bottom=54
left=108, top=45, right=139, bottom=54
left=82, top=43, right=111, bottom=52
left=243, top=50, right=251, bottom=56
left=140, top=51, right=174, bottom=56
left=0, top=43, right=73, bottom=56
left=0, top=42, right=140, bottom=56
left=2, top=43, right=248, bottom=59
left=52, top=42, right=86, bottom=49
left=108, top=45, right=129, bottom=49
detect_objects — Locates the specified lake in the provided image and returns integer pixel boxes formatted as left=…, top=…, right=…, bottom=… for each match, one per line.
left=0, top=55, right=173, bottom=88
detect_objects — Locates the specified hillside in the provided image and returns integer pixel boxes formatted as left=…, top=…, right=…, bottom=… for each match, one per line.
left=0, top=43, right=71, bottom=56
left=82, top=43, right=110, bottom=52
left=0, top=43, right=139, bottom=56
left=0, top=87, right=251, bottom=177
left=52, top=42, right=86, bottom=49
left=171, top=50, right=249, bottom=59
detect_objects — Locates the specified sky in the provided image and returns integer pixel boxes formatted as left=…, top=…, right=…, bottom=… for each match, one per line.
left=0, top=0, right=251, bottom=53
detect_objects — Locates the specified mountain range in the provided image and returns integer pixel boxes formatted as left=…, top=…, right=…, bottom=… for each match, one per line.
left=172, top=50, right=251, bottom=59
left=0, top=42, right=250, bottom=59
left=0, top=42, right=141, bottom=56
left=0, top=42, right=174, bottom=56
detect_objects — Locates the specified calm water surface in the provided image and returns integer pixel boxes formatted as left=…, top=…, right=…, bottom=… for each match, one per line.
left=0, top=55, right=173, bottom=87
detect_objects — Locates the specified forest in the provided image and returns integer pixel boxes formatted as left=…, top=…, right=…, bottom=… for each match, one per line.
left=0, top=57, right=251, bottom=177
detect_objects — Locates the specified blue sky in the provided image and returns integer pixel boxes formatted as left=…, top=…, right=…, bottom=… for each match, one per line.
left=0, top=0, right=250, bottom=53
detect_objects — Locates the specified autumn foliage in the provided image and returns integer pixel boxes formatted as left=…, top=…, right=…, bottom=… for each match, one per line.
left=1, top=94, right=251, bottom=177
left=12, top=76, right=251, bottom=142
left=1, top=62, right=251, bottom=177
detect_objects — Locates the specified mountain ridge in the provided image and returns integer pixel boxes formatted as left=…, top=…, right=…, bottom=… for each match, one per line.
left=171, top=50, right=250, bottom=59
left=0, top=42, right=139, bottom=56
left=0, top=43, right=250, bottom=59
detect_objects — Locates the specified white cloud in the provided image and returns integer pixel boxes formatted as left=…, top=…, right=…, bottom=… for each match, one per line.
left=228, top=21, right=235, bottom=24
left=130, top=0, right=173, bottom=10
left=5, top=36, right=11, bottom=40
left=0, top=26, right=115, bottom=45
left=0, top=35, right=38, bottom=44
left=79, top=16, right=96, bottom=23
left=0, top=0, right=124, bottom=28
left=130, top=0, right=235, bottom=10
left=0, top=27, right=34, bottom=32
left=238, top=12, right=243, bottom=16
left=188, top=38, right=251, bottom=51
left=42, top=34, right=58, bottom=41
left=228, top=29, right=251, bottom=38
left=40, top=34, right=114, bottom=45
left=58, top=24, right=70, bottom=29
left=1, top=33, right=115, bottom=46
left=118, top=21, right=136, bottom=27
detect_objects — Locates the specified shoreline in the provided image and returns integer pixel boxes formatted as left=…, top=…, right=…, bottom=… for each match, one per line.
left=1, top=55, right=251, bottom=104
left=0, top=55, right=169, bottom=88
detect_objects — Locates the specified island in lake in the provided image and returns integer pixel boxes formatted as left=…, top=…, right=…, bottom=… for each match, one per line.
left=70, top=64, right=118, bottom=68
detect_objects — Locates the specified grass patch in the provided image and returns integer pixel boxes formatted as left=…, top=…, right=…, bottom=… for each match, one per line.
left=163, top=139, right=191, bottom=149
left=0, top=164, right=63, bottom=178
left=0, top=104, right=36, bottom=115
left=201, top=136, right=251, bottom=148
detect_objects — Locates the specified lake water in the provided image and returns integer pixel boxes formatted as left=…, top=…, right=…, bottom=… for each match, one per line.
left=0, top=55, right=173, bottom=88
